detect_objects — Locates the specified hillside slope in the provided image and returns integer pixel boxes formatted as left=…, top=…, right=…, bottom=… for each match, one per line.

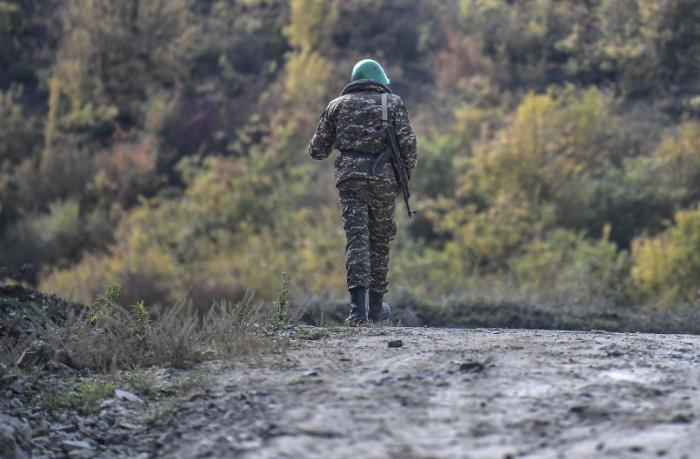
left=114, top=326, right=699, bottom=459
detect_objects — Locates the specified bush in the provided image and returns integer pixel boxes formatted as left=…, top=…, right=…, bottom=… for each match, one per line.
left=0, top=86, right=40, bottom=165
left=90, top=135, right=161, bottom=207
left=45, top=285, right=280, bottom=371
left=6, top=0, right=700, bottom=319
left=511, top=227, right=630, bottom=305
left=651, top=121, right=700, bottom=208
left=632, top=204, right=700, bottom=303
left=1, top=199, right=86, bottom=269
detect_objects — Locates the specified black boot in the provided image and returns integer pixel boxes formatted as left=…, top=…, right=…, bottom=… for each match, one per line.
left=368, top=291, right=391, bottom=322
left=345, top=287, right=367, bottom=325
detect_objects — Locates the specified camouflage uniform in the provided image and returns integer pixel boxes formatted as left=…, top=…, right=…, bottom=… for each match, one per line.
left=308, top=79, right=417, bottom=295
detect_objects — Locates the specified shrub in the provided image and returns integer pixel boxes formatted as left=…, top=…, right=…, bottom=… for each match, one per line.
left=631, top=204, right=700, bottom=303
left=2, top=199, right=85, bottom=268
left=511, top=227, right=630, bottom=304
left=0, top=334, right=33, bottom=372
left=0, top=86, right=39, bottom=165
left=204, top=295, right=276, bottom=360
left=44, top=284, right=281, bottom=371
left=91, top=135, right=161, bottom=207
left=651, top=121, right=700, bottom=208
left=44, top=381, right=116, bottom=415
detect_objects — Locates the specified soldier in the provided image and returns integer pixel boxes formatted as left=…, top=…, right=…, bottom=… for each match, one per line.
left=308, top=59, right=417, bottom=325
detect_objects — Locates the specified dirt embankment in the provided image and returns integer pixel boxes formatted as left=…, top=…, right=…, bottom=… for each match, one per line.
left=95, top=326, right=700, bottom=459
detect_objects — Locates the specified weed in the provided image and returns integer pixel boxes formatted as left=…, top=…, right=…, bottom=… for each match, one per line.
left=42, top=280, right=288, bottom=371
left=154, top=377, right=196, bottom=398
left=0, top=334, right=33, bottom=370
left=124, top=367, right=157, bottom=396
left=131, top=300, right=148, bottom=321
left=9, top=274, right=298, bottom=374
left=87, top=283, right=123, bottom=326
left=147, top=298, right=203, bottom=368
left=143, top=402, right=178, bottom=425
left=104, top=283, right=122, bottom=305
left=275, top=272, right=290, bottom=324
left=44, top=380, right=116, bottom=415
left=295, top=327, right=329, bottom=340
left=125, top=369, right=197, bottom=400
left=204, top=294, right=275, bottom=359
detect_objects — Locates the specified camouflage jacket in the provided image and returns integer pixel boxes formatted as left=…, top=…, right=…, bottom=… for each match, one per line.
left=308, top=80, right=417, bottom=186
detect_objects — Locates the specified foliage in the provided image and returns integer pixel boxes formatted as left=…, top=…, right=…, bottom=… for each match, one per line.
left=275, top=272, right=290, bottom=324
left=632, top=205, right=700, bottom=303
left=650, top=122, right=700, bottom=209
left=45, top=286, right=281, bottom=371
left=2, top=0, right=700, bottom=315
left=284, top=0, right=338, bottom=54
left=43, top=380, right=116, bottom=415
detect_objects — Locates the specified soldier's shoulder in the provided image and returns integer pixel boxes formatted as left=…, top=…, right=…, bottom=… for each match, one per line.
left=324, top=95, right=349, bottom=116
left=387, top=93, right=409, bottom=117
left=387, top=93, right=403, bottom=102
left=328, top=95, right=350, bottom=109
left=387, top=93, right=406, bottom=108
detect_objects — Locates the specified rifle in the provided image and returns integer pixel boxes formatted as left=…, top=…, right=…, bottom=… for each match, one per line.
left=370, top=92, right=416, bottom=218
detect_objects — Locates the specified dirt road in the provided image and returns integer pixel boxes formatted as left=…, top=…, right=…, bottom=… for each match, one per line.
left=126, top=326, right=700, bottom=459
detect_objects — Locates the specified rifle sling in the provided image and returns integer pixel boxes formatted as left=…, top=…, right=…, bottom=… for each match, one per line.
left=337, top=93, right=401, bottom=180
left=381, top=93, right=388, bottom=123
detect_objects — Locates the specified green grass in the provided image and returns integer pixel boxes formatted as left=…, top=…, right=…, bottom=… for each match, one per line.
left=145, top=377, right=197, bottom=400
left=43, top=380, right=116, bottom=414
left=275, top=272, right=290, bottom=324
left=295, top=327, right=329, bottom=340
left=125, top=368, right=197, bottom=400
left=138, top=377, right=199, bottom=425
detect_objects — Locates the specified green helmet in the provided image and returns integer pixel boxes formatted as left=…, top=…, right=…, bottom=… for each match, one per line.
left=351, top=59, right=390, bottom=85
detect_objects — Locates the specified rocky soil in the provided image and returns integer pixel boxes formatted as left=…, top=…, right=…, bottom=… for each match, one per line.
left=3, top=326, right=700, bottom=458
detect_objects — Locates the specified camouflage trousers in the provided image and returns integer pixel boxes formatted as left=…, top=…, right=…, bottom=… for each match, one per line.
left=337, top=178, right=398, bottom=295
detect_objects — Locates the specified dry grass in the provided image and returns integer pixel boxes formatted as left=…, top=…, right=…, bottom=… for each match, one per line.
left=0, top=334, right=33, bottom=371
left=42, top=289, right=283, bottom=371
left=204, top=294, right=277, bottom=359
